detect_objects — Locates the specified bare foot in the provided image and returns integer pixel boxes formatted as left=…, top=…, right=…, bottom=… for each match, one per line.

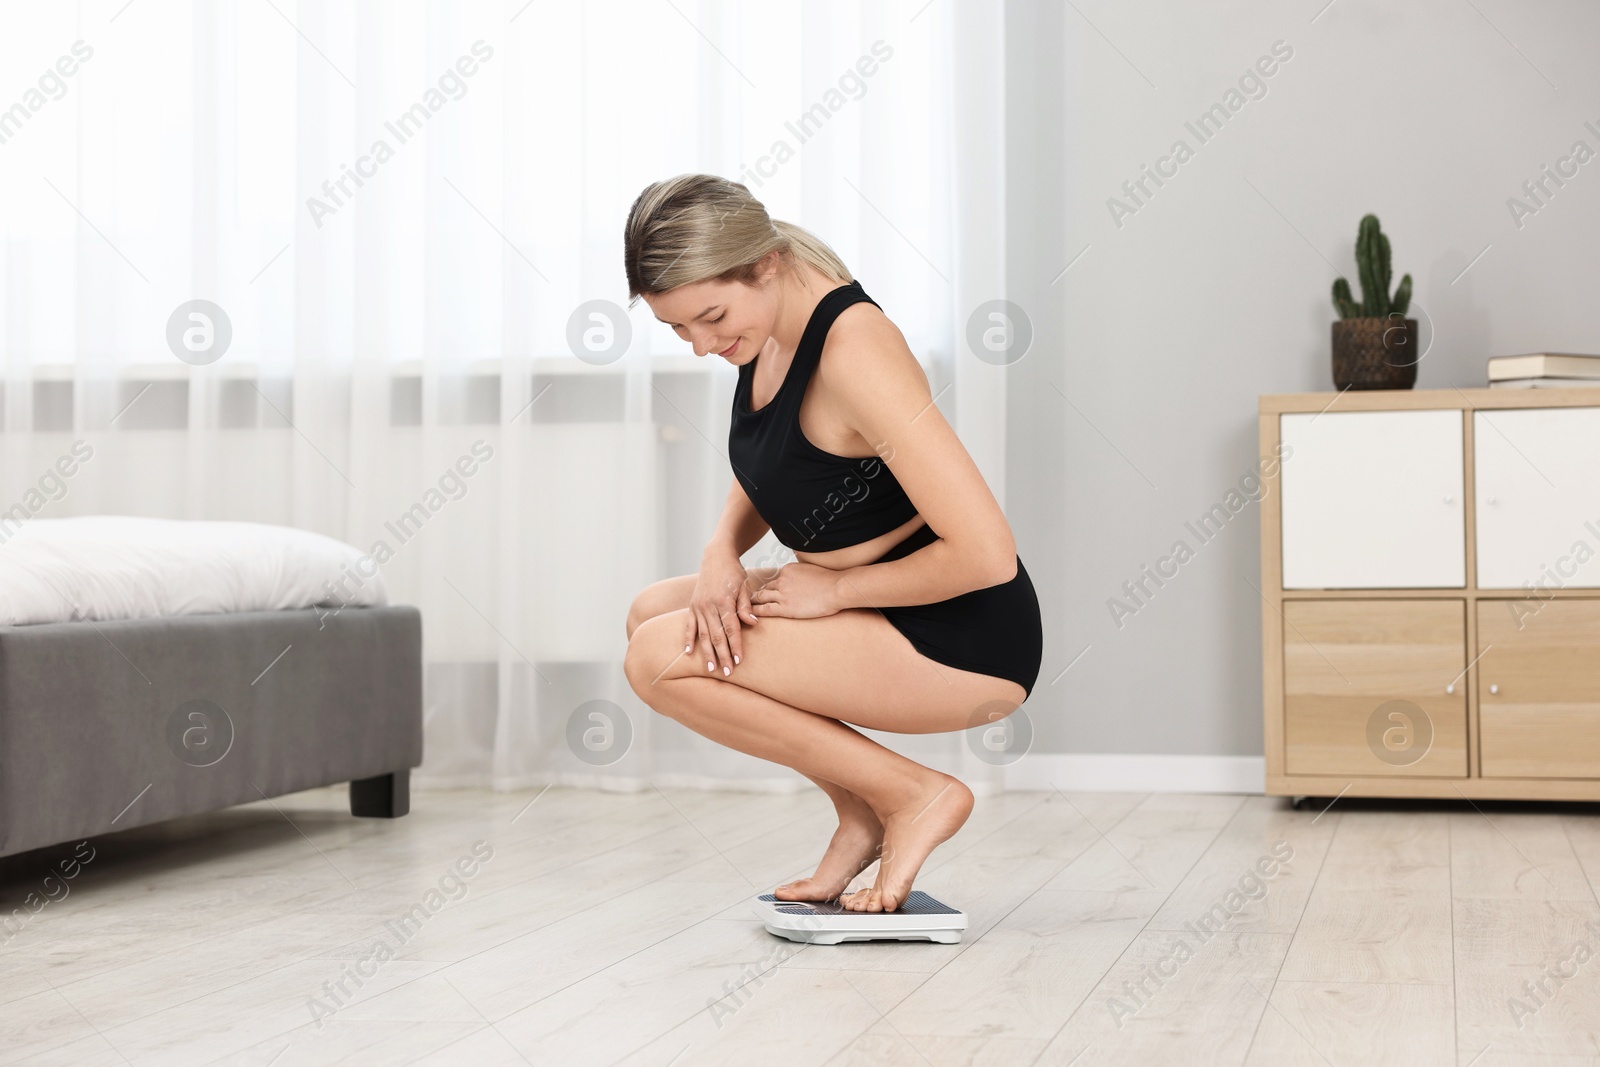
left=840, top=774, right=973, bottom=913
left=774, top=808, right=885, bottom=902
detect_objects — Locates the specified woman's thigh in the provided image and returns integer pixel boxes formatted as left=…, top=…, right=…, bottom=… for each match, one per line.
left=627, top=605, right=1026, bottom=735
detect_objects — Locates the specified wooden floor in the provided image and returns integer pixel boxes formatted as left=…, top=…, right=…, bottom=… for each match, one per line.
left=3, top=786, right=1600, bottom=1065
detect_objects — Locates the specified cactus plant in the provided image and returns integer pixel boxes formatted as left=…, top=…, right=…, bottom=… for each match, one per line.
left=1331, top=214, right=1411, bottom=319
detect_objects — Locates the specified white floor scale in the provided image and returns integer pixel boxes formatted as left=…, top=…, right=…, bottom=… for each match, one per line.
left=753, top=891, right=968, bottom=945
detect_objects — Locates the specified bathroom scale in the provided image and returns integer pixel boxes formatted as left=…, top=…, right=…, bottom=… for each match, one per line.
left=753, top=891, right=967, bottom=945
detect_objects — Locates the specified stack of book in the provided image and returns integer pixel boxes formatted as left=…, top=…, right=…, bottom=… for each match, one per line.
left=1487, top=353, right=1600, bottom=389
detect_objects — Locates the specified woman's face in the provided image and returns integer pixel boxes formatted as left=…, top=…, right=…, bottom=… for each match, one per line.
left=643, top=267, right=777, bottom=367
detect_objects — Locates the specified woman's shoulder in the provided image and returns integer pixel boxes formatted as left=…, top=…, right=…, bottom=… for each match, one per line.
left=814, top=296, right=924, bottom=403
left=821, top=294, right=901, bottom=355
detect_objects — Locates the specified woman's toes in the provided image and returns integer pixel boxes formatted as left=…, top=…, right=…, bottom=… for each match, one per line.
left=775, top=879, right=825, bottom=901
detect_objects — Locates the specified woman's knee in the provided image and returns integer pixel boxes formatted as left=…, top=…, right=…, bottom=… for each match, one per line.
left=625, top=575, right=693, bottom=639
left=624, top=610, right=688, bottom=702
left=625, top=587, right=665, bottom=639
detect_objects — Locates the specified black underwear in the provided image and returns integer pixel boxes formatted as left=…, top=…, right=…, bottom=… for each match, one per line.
left=871, top=523, right=1044, bottom=700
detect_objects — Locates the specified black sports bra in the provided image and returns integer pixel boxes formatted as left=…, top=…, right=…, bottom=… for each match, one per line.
left=727, top=280, right=920, bottom=552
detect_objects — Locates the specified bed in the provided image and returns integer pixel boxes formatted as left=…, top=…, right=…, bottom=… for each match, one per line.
left=0, top=517, right=423, bottom=860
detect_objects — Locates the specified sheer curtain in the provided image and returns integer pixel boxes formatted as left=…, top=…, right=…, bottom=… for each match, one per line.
left=0, top=0, right=1011, bottom=794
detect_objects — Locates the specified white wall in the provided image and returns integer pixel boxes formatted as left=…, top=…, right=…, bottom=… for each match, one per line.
left=1004, top=0, right=1600, bottom=759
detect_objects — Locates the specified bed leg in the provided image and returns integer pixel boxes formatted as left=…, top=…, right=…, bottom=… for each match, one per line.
left=350, top=769, right=410, bottom=818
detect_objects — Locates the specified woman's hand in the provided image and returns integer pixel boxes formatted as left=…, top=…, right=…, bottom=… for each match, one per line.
left=748, top=561, right=844, bottom=620
left=687, top=549, right=760, bottom=676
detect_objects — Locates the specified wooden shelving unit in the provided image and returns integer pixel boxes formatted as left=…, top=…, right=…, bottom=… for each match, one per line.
left=1259, top=386, right=1600, bottom=801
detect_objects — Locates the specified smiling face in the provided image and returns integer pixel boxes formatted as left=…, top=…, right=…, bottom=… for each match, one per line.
left=642, top=255, right=781, bottom=366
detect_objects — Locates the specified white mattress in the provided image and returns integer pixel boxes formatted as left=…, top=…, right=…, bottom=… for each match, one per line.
left=0, top=516, right=387, bottom=627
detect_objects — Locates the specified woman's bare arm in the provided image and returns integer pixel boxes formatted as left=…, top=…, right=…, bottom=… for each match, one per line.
left=820, top=308, right=1017, bottom=611
left=703, top=477, right=771, bottom=561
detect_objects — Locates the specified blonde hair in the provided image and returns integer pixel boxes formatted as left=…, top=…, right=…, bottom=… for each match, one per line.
left=623, top=173, right=851, bottom=304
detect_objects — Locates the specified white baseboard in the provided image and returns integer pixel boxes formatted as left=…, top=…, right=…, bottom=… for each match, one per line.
left=1005, top=754, right=1265, bottom=794
left=414, top=755, right=1268, bottom=796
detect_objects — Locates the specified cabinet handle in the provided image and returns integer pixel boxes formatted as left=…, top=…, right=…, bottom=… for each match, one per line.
left=1445, top=683, right=1455, bottom=694
left=1488, top=683, right=1500, bottom=695
left=1485, top=496, right=1498, bottom=506
left=1443, top=494, right=1455, bottom=504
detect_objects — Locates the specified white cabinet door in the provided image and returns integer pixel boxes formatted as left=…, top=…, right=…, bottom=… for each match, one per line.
left=1280, top=410, right=1464, bottom=588
left=1475, top=407, right=1600, bottom=589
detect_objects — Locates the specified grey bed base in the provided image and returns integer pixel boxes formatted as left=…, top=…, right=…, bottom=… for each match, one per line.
left=0, top=605, right=422, bottom=860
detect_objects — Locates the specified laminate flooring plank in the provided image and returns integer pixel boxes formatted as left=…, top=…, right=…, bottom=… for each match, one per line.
left=822, top=1025, right=1047, bottom=1067
left=1046, top=930, right=1292, bottom=1067
left=1244, top=980, right=1456, bottom=1067
left=1145, top=796, right=1338, bottom=935
left=1448, top=811, right=1596, bottom=902
left=1453, top=897, right=1600, bottom=1059
left=1277, top=813, right=1453, bottom=985
left=1041, top=794, right=1247, bottom=894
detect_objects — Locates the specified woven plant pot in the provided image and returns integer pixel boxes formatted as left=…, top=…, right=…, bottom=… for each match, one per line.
left=1331, top=317, right=1418, bottom=390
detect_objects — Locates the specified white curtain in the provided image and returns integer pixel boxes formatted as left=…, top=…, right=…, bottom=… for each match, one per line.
left=0, top=0, right=1010, bottom=794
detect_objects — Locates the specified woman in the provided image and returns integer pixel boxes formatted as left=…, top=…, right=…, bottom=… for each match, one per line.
left=621, top=174, right=1043, bottom=914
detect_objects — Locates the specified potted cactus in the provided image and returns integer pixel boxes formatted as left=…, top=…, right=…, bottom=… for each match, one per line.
left=1330, top=214, right=1416, bottom=389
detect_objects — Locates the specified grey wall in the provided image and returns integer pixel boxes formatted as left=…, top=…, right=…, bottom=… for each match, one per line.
left=1005, top=0, right=1600, bottom=757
